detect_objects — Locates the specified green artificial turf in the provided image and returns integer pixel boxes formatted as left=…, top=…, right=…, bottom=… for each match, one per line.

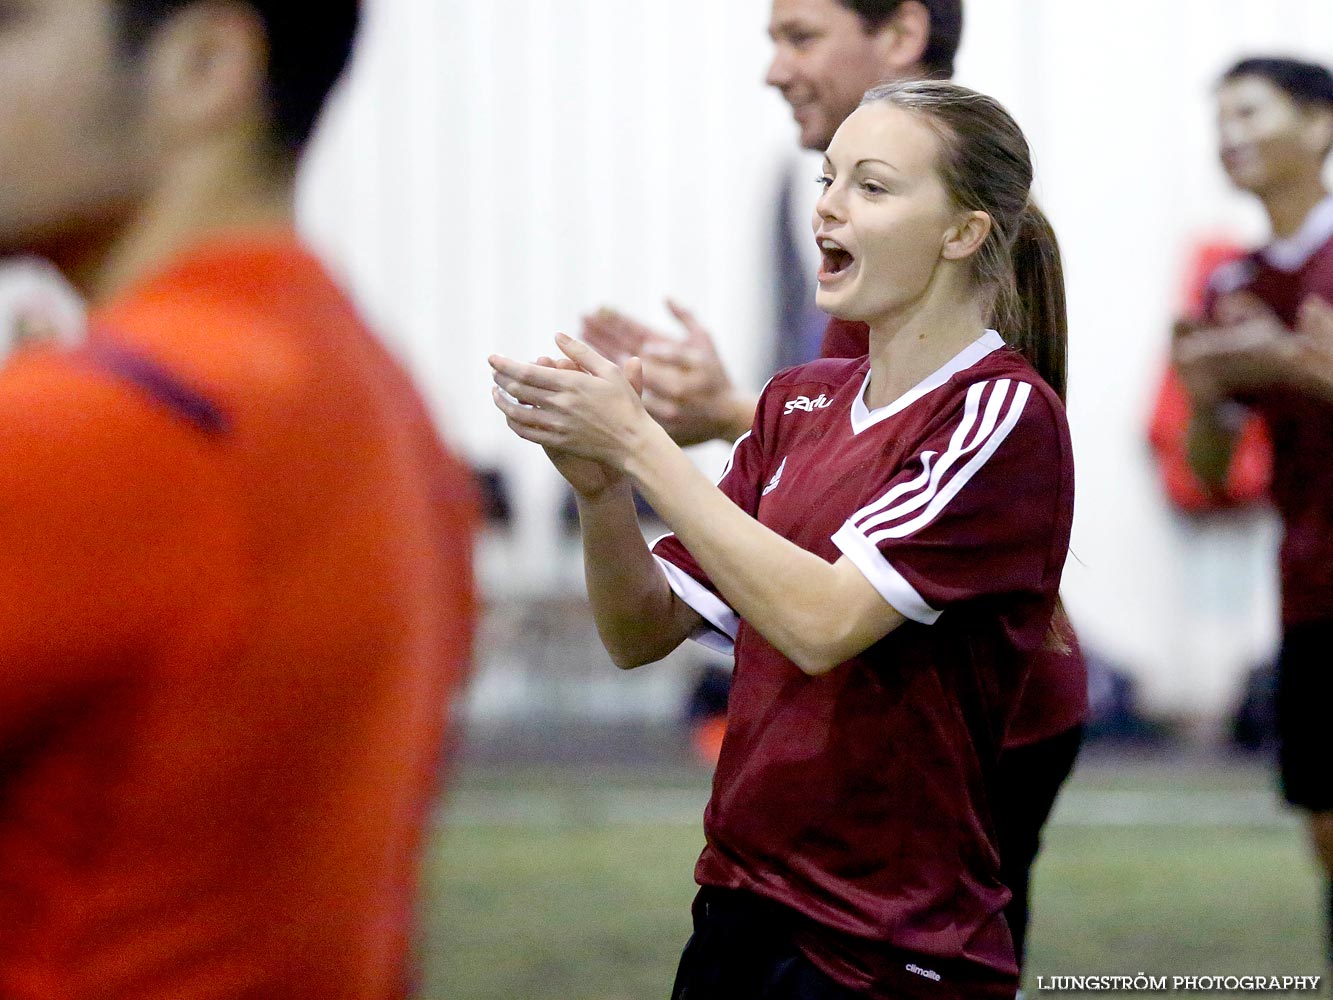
left=417, top=758, right=1326, bottom=1000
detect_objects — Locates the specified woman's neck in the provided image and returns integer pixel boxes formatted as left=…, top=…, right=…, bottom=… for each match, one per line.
left=864, top=296, right=989, bottom=410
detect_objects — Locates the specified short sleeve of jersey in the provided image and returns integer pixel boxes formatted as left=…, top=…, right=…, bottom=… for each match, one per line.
left=831, top=377, right=1069, bottom=625
left=649, top=384, right=775, bottom=655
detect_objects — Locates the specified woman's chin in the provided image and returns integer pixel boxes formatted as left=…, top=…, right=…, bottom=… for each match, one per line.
left=815, top=288, right=864, bottom=322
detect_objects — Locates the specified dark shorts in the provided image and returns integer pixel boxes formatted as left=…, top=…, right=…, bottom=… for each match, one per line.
left=1276, top=620, right=1333, bottom=811
left=670, top=887, right=1013, bottom=1000
left=670, top=888, right=860, bottom=1000
left=993, top=723, right=1084, bottom=968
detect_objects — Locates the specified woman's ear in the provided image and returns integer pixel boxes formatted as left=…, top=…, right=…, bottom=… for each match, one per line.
left=942, top=211, right=992, bottom=261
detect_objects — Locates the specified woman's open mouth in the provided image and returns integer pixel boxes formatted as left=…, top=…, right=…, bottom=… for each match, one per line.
left=817, top=238, right=856, bottom=284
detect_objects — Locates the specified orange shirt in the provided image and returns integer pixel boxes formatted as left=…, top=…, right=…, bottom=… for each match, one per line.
left=0, top=234, right=477, bottom=999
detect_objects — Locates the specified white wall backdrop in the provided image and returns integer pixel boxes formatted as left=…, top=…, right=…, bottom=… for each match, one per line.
left=296, top=0, right=1333, bottom=719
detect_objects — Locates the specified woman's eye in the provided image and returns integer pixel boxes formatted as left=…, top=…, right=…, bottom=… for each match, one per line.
left=816, top=175, right=833, bottom=190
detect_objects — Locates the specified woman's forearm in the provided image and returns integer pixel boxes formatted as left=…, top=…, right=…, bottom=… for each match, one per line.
left=623, top=423, right=902, bottom=675
left=575, top=481, right=699, bottom=668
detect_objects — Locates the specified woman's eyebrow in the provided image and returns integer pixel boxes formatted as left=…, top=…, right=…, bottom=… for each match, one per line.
left=855, top=158, right=900, bottom=173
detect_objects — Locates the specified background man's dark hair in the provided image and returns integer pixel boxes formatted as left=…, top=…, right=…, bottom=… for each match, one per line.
left=837, top=0, right=964, bottom=79
left=115, top=0, right=361, bottom=160
left=1221, top=56, right=1333, bottom=109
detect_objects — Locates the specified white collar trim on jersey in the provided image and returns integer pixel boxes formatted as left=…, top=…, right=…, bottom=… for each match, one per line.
left=1262, top=194, right=1333, bottom=273
left=850, top=329, right=1005, bottom=435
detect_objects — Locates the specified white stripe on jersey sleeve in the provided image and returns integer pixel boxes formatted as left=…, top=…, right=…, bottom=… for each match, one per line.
left=848, top=379, right=988, bottom=529
left=850, top=449, right=938, bottom=524
left=869, top=382, right=1030, bottom=543
left=960, top=377, right=1013, bottom=451
left=851, top=380, right=1031, bottom=541
left=652, top=550, right=739, bottom=655
left=826, top=379, right=1034, bottom=623
left=831, top=522, right=941, bottom=624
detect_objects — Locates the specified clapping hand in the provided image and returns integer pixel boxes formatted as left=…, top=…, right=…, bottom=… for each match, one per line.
left=490, top=335, right=649, bottom=498
left=1173, top=292, right=1298, bottom=404
left=582, top=300, right=752, bottom=445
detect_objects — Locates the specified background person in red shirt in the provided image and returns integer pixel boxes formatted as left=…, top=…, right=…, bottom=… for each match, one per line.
left=582, top=0, right=1085, bottom=975
left=492, top=79, right=1073, bottom=1000
left=1175, top=55, right=1333, bottom=977
left=0, top=1, right=477, bottom=997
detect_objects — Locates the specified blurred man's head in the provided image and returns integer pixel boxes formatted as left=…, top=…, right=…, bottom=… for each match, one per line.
left=766, top=0, right=963, bottom=151
left=116, top=0, right=359, bottom=162
left=0, top=0, right=357, bottom=271
left=1217, top=57, right=1333, bottom=199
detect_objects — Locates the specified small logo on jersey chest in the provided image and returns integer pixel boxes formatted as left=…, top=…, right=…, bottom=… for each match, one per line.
left=762, top=457, right=787, bottom=496
left=783, top=393, right=831, bottom=415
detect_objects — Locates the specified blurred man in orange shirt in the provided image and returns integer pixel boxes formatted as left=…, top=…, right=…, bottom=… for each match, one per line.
left=0, top=2, right=477, bottom=998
